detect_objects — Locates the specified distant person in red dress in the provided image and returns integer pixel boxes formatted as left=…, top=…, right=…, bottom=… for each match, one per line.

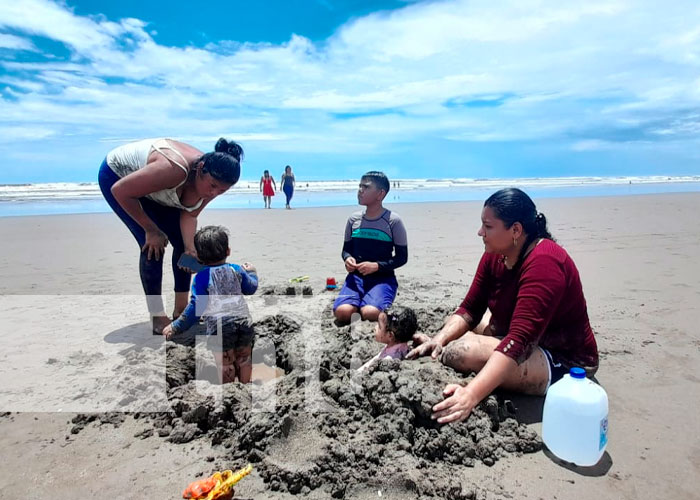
left=259, top=170, right=276, bottom=209
left=408, top=188, right=598, bottom=425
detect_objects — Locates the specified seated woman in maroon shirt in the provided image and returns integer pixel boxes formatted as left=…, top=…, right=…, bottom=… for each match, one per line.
left=407, top=188, right=598, bottom=425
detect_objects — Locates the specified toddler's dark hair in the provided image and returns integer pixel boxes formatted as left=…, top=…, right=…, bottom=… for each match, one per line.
left=383, top=306, right=418, bottom=342
left=194, top=225, right=229, bottom=265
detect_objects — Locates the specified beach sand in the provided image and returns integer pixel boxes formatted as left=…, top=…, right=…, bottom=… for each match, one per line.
left=1, top=193, right=699, bottom=499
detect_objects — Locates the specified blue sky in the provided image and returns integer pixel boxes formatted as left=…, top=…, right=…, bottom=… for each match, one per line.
left=1, top=0, right=699, bottom=183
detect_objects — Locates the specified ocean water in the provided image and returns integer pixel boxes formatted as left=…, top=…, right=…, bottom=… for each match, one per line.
left=1, top=176, right=699, bottom=217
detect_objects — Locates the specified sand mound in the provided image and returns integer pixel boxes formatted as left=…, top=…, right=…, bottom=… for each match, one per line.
left=72, top=306, right=540, bottom=499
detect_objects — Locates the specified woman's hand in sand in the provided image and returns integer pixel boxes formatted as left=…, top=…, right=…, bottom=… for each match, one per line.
left=162, top=323, right=174, bottom=340
left=406, top=333, right=443, bottom=360
left=355, top=261, right=379, bottom=275
left=142, top=228, right=168, bottom=261
left=431, top=383, right=476, bottom=424
left=344, top=257, right=357, bottom=273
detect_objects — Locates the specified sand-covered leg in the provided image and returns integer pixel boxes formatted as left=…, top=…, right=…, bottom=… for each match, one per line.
left=213, top=349, right=237, bottom=384
left=233, top=345, right=252, bottom=383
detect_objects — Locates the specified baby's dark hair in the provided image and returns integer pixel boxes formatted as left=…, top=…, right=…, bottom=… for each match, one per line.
left=194, top=225, right=229, bottom=265
left=383, top=306, right=418, bottom=342
left=361, top=171, right=390, bottom=194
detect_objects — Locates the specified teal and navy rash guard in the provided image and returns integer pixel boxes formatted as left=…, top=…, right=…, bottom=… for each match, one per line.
left=341, top=209, right=408, bottom=276
left=171, top=263, right=258, bottom=335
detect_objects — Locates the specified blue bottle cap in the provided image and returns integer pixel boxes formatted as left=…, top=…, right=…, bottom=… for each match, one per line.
left=570, top=367, right=586, bottom=379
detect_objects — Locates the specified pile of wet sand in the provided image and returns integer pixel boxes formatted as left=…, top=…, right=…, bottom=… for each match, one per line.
left=71, top=296, right=541, bottom=499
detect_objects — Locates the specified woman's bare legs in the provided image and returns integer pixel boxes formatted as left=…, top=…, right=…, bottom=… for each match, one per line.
left=472, top=309, right=493, bottom=336
left=440, top=333, right=550, bottom=395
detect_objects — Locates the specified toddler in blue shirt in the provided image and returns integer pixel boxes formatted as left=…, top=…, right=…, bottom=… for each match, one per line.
left=163, top=225, right=258, bottom=383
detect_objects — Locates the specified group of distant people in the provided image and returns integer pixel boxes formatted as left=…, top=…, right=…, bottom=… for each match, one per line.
left=99, top=136, right=598, bottom=425
left=260, top=165, right=295, bottom=209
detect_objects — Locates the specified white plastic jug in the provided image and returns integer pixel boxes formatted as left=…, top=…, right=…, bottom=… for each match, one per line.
left=542, top=367, right=608, bottom=466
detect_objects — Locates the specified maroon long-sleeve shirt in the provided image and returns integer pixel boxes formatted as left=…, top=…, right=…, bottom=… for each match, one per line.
left=455, top=239, right=598, bottom=375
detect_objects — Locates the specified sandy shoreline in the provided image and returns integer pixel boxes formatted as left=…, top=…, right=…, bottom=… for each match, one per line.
left=1, top=193, right=699, bottom=499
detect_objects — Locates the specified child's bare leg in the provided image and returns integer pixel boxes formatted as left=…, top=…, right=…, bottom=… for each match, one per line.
left=234, top=345, right=253, bottom=383
left=359, top=305, right=381, bottom=322
left=214, top=350, right=237, bottom=384
left=334, top=304, right=359, bottom=324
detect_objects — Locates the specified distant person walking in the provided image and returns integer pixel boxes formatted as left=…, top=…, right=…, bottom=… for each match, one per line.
left=260, top=170, right=276, bottom=209
left=97, top=137, right=243, bottom=334
left=280, top=165, right=296, bottom=209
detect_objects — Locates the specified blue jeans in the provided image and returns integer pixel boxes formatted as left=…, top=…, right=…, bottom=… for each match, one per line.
left=98, top=159, right=191, bottom=313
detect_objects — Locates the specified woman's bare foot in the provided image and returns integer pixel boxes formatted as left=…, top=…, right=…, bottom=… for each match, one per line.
left=152, top=315, right=170, bottom=335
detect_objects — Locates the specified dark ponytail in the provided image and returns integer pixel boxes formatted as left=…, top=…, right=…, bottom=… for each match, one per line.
left=484, top=188, right=555, bottom=267
left=196, top=138, right=244, bottom=185
left=534, top=212, right=551, bottom=239
left=214, top=138, right=243, bottom=161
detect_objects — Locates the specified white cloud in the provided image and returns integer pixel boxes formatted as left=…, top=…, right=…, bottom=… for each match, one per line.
left=0, top=33, right=37, bottom=51
left=571, top=139, right=612, bottom=151
left=0, top=125, right=57, bottom=142
left=0, top=76, right=45, bottom=92
left=1, top=0, right=700, bottom=178
left=0, top=0, right=119, bottom=55
left=333, top=0, right=626, bottom=60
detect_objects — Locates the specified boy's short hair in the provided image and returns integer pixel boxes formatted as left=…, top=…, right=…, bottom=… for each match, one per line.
left=384, top=306, right=418, bottom=343
left=194, top=225, right=229, bottom=265
left=361, top=171, right=390, bottom=195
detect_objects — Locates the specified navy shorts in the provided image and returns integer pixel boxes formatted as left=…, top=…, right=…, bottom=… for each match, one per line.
left=333, top=273, right=398, bottom=311
left=205, top=319, right=255, bottom=352
left=541, top=347, right=570, bottom=391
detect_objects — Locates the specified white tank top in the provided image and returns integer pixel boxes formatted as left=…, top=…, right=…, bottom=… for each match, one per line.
left=106, top=138, right=203, bottom=212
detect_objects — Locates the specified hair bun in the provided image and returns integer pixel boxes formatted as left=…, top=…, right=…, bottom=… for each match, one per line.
left=214, top=138, right=228, bottom=153
left=214, top=138, right=244, bottom=162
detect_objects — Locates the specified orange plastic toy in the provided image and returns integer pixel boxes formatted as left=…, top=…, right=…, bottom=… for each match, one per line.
left=183, top=464, right=253, bottom=500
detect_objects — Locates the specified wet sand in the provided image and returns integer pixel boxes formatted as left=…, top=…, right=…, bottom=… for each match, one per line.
left=0, top=193, right=699, bottom=499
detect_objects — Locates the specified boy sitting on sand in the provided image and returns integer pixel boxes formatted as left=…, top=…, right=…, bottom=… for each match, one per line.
left=163, top=226, right=258, bottom=384
left=358, top=307, right=418, bottom=372
left=333, top=171, right=408, bottom=324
